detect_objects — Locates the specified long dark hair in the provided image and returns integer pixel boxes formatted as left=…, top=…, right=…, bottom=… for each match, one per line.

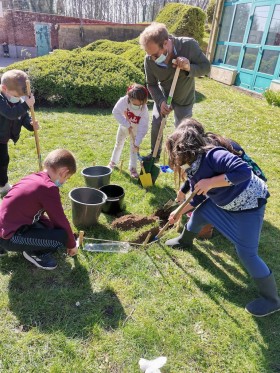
left=166, top=118, right=239, bottom=169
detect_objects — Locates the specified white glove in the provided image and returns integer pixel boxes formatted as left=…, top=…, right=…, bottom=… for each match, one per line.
left=139, top=357, right=167, bottom=373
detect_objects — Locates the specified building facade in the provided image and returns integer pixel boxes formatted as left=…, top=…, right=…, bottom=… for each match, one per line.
left=0, top=1, right=147, bottom=59
left=208, top=0, right=280, bottom=93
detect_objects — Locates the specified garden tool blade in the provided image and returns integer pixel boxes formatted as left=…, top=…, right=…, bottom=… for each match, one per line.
left=139, top=162, right=153, bottom=188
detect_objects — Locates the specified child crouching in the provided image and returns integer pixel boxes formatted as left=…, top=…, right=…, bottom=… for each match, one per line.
left=0, top=149, right=78, bottom=270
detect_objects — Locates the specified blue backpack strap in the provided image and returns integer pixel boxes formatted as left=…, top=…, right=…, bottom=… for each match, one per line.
left=230, top=140, right=267, bottom=181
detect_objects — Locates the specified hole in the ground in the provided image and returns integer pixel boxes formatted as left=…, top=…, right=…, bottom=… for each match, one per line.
left=111, top=208, right=171, bottom=245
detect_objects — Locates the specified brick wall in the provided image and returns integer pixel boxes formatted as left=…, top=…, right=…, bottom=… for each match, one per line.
left=59, top=23, right=148, bottom=50
left=0, top=10, right=114, bottom=58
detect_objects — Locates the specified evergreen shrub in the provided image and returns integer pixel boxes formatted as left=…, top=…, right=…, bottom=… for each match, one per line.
left=83, top=40, right=135, bottom=55
left=206, top=0, right=216, bottom=23
left=156, top=3, right=206, bottom=45
left=2, top=50, right=144, bottom=107
left=263, top=89, right=280, bottom=107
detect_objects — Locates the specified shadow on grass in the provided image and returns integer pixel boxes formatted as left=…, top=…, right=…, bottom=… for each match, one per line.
left=0, top=255, right=126, bottom=339
left=145, top=183, right=177, bottom=210
left=74, top=221, right=121, bottom=241
left=37, top=105, right=113, bottom=116
left=158, top=219, right=280, bottom=371
left=195, top=90, right=207, bottom=103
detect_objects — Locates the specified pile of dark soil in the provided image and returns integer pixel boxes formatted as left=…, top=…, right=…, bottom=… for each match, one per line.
left=111, top=214, right=158, bottom=230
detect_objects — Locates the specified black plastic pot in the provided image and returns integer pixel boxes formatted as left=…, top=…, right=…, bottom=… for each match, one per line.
left=69, top=187, right=107, bottom=227
left=100, top=184, right=125, bottom=215
left=81, top=166, right=112, bottom=189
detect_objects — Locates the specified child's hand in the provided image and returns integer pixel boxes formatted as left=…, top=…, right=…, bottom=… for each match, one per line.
left=124, top=110, right=130, bottom=121
left=134, top=145, right=139, bottom=153
left=25, top=94, right=35, bottom=108
left=67, top=247, right=78, bottom=256
left=31, top=120, right=39, bottom=130
left=194, top=178, right=213, bottom=195
left=168, top=210, right=181, bottom=225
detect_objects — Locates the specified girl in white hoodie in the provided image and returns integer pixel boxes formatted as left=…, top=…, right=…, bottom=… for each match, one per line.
left=108, top=84, right=149, bottom=178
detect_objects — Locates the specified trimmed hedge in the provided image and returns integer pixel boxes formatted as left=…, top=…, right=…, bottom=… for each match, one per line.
left=121, top=46, right=145, bottom=72
left=263, top=89, right=280, bottom=107
left=206, top=0, right=216, bottom=23
left=83, top=39, right=145, bottom=73
left=2, top=50, right=144, bottom=107
left=156, top=3, right=206, bottom=45
left=83, top=40, right=135, bottom=55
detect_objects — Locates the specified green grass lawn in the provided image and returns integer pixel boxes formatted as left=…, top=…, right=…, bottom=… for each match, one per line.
left=1, top=77, right=280, bottom=372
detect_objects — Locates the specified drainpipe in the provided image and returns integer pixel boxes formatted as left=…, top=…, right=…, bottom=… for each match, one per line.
left=10, top=9, right=19, bottom=58
left=206, top=0, right=224, bottom=63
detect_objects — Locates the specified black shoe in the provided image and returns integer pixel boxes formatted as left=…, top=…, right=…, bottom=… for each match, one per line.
left=165, top=228, right=196, bottom=249
left=23, top=251, right=57, bottom=270
left=245, top=272, right=280, bottom=317
left=0, top=248, right=7, bottom=257
left=142, top=153, right=160, bottom=163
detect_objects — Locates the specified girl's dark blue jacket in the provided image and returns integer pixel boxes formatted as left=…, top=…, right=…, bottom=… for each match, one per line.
left=181, top=147, right=259, bottom=208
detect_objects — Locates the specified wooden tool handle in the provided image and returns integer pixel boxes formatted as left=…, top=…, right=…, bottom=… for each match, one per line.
left=167, top=66, right=180, bottom=105
left=78, top=231, right=84, bottom=247
left=26, top=79, right=43, bottom=171
left=156, top=190, right=197, bottom=239
left=152, top=66, right=180, bottom=158
left=152, top=116, right=166, bottom=158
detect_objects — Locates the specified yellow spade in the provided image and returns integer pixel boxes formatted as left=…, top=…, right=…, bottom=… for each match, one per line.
left=130, top=132, right=153, bottom=188
left=139, top=160, right=153, bottom=188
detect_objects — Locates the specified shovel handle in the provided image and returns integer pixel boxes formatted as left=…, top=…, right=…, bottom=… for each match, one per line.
left=132, top=133, right=147, bottom=175
left=26, top=80, right=42, bottom=171
left=156, top=190, right=197, bottom=239
left=167, top=65, right=180, bottom=105
left=78, top=231, right=84, bottom=247
left=152, top=66, right=180, bottom=159
left=152, top=115, right=166, bottom=159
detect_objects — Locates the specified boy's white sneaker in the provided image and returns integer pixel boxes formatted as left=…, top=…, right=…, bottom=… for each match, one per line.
left=0, top=183, right=12, bottom=197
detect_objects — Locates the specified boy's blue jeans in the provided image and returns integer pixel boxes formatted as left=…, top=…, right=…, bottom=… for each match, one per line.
left=187, top=199, right=270, bottom=279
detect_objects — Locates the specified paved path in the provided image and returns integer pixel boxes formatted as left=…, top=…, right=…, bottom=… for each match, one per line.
left=0, top=57, right=22, bottom=69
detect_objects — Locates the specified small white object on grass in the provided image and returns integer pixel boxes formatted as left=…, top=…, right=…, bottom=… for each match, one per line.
left=139, top=356, right=167, bottom=373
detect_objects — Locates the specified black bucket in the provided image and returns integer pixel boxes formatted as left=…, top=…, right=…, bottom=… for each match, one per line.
left=81, top=166, right=112, bottom=189
left=99, top=184, right=125, bottom=215
left=69, top=187, right=107, bottom=227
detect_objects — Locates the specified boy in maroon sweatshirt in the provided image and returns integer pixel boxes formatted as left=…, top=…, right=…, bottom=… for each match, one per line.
left=0, top=149, right=77, bottom=270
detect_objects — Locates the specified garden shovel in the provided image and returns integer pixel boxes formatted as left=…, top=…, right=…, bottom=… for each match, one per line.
left=130, top=132, right=153, bottom=187
left=153, top=190, right=197, bottom=241
left=138, top=160, right=153, bottom=188
left=26, top=80, right=42, bottom=171
left=141, top=62, right=180, bottom=184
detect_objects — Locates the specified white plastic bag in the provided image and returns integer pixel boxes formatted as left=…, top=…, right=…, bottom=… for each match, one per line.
left=139, top=356, right=167, bottom=373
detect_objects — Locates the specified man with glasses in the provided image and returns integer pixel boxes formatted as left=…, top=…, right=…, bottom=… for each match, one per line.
left=139, top=22, right=210, bottom=162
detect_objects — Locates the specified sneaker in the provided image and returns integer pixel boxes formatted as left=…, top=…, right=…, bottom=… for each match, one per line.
left=130, top=168, right=139, bottom=178
left=0, top=183, right=12, bottom=197
left=23, top=251, right=57, bottom=270
left=107, top=161, right=116, bottom=169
